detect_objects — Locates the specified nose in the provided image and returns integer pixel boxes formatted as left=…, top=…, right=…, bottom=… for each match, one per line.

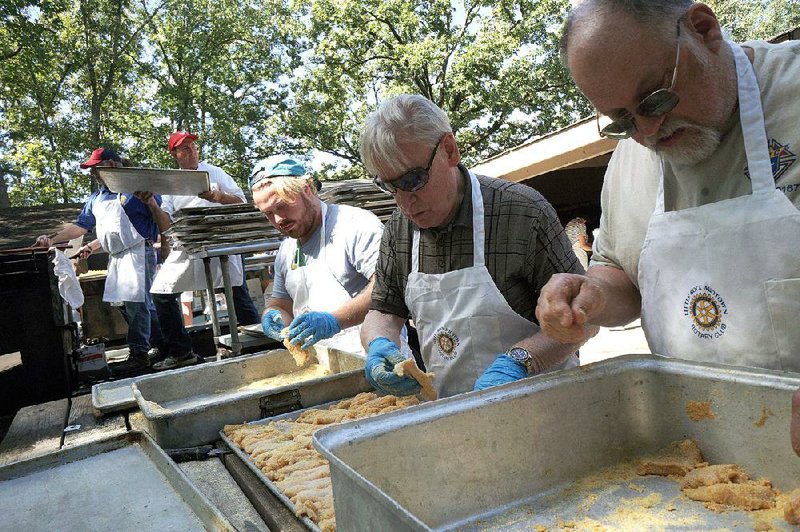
left=394, top=190, right=417, bottom=210
left=633, top=113, right=668, bottom=138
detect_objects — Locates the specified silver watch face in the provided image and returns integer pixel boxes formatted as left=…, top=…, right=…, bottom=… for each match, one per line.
left=507, top=347, right=530, bottom=363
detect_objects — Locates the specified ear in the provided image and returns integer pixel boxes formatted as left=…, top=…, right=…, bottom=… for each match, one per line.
left=442, top=132, right=461, bottom=168
left=685, top=3, right=725, bottom=54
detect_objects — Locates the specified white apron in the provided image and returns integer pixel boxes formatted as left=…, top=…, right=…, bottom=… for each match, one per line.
left=404, top=171, right=578, bottom=398
left=284, top=201, right=364, bottom=355
left=638, top=42, right=800, bottom=372
left=94, top=193, right=147, bottom=303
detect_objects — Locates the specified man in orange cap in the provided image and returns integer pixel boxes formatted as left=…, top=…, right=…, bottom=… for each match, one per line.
left=34, top=147, right=164, bottom=377
left=137, top=132, right=259, bottom=369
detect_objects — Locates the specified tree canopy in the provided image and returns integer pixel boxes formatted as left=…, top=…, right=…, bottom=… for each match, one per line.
left=1, top=0, right=798, bottom=206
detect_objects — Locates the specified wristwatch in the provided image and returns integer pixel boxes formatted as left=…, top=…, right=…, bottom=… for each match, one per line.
left=507, top=346, right=534, bottom=374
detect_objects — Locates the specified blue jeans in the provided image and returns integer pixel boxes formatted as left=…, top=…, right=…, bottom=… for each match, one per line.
left=119, top=245, right=163, bottom=355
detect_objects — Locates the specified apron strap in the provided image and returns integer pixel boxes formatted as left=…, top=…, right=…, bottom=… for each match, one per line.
left=411, top=170, right=485, bottom=271
left=730, top=43, right=773, bottom=193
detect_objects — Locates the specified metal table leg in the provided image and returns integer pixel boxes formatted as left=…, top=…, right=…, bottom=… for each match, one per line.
left=220, top=256, right=241, bottom=358
left=203, top=258, right=221, bottom=341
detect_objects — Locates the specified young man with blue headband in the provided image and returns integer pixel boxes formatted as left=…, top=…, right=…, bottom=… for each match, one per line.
left=250, top=156, right=385, bottom=355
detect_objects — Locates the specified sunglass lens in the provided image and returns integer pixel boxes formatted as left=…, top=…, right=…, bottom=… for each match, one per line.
left=400, top=170, right=428, bottom=192
left=601, top=119, right=635, bottom=139
left=638, top=91, right=680, bottom=117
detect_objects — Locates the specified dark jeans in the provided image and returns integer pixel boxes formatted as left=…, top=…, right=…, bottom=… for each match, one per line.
left=232, top=279, right=260, bottom=326
left=152, top=278, right=259, bottom=356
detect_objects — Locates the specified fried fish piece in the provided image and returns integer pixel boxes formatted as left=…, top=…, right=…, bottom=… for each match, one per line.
left=683, top=481, right=776, bottom=510
left=281, top=326, right=317, bottom=367
left=784, top=490, right=800, bottom=525
left=637, top=439, right=706, bottom=477
left=393, top=358, right=438, bottom=401
left=679, top=464, right=750, bottom=489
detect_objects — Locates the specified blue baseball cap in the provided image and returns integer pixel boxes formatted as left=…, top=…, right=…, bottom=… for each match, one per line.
left=249, top=156, right=306, bottom=190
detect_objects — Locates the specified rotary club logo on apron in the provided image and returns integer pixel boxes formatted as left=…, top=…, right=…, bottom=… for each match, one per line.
left=433, top=327, right=460, bottom=360
left=682, top=285, right=729, bottom=340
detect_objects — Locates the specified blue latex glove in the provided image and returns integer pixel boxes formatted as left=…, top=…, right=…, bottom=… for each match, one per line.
left=261, top=309, right=284, bottom=341
left=365, top=337, right=421, bottom=396
left=287, top=311, right=341, bottom=349
left=473, top=354, right=528, bottom=391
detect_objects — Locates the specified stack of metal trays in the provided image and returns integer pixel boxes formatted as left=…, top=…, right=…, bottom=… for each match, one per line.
left=0, top=431, right=235, bottom=531
left=319, top=180, right=396, bottom=222
left=132, top=347, right=372, bottom=448
left=164, top=203, right=282, bottom=254
left=313, top=355, right=800, bottom=531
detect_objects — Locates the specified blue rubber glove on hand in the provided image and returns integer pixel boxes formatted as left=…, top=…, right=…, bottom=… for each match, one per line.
left=365, top=337, right=421, bottom=396
left=262, top=309, right=285, bottom=341
left=473, top=354, right=528, bottom=391
left=287, top=311, right=341, bottom=349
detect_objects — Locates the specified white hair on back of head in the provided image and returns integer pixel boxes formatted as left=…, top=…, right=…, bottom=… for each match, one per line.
left=359, top=94, right=452, bottom=179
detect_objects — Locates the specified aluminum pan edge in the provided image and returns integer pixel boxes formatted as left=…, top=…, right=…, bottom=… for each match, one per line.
left=315, top=354, right=800, bottom=449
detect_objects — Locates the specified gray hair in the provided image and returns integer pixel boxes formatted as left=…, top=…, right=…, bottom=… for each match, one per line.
left=359, top=94, right=452, bottom=178
left=560, top=0, right=694, bottom=65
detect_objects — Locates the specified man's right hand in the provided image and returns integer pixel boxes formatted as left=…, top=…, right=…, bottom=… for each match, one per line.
left=365, top=337, right=421, bottom=396
left=535, top=273, right=606, bottom=344
left=262, top=309, right=285, bottom=341
left=33, top=235, right=51, bottom=248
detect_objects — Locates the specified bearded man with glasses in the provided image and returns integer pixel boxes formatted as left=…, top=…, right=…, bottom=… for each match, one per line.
left=535, top=0, right=800, bottom=454
left=359, top=94, right=584, bottom=399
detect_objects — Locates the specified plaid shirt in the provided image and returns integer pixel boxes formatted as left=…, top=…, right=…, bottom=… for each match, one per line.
left=371, top=167, right=583, bottom=322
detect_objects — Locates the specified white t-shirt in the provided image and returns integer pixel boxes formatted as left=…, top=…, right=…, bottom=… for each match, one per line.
left=272, top=203, right=384, bottom=301
left=160, top=161, right=246, bottom=217
left=593, top=39, right=800, bottom=288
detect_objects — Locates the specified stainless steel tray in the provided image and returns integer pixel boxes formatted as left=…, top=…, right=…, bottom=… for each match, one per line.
left=0, top=431, right=235, bottom=531
left=219, top=399, right=350, bottom=532
left=133, top=347, right=371, bottom=448
left=92, top=375, right=140, bottom=414
left=96, top=166, right=210, bottom=196
left=313, top=354, right=800, bottom=531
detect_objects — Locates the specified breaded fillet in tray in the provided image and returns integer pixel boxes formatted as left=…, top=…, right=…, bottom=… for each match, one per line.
left=221, top=392, right=423, bottom=532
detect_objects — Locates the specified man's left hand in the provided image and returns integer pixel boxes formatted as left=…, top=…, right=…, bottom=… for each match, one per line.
left=287, top=311, right=341, bottom=349
left=473, top=353, right=528, bottom=391
left=792, top=387, right=800, bottom=456
left=198, top=189, right=225, bottom=203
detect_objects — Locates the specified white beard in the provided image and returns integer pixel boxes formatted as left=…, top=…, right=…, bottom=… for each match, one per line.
left=642, top=117, right=722, bottom=166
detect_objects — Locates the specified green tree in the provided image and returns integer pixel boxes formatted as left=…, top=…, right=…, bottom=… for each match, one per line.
left=708, top=0, right=800, bottom=41
left=138, top=0, right=299, bottom=183
left=281, top=0, right=591, bottom=179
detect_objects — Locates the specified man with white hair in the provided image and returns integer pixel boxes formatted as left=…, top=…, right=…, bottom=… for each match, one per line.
left=359, top=94, right=583, bottom=399
left=532, top=1, right=800, bottom=451
left=250, top=156, right=385, bottom=354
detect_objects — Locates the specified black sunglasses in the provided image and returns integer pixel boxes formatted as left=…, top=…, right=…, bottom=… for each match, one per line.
left=372, top=136, right=444, bottom=195
left=597, top=19, right=683, bottom=140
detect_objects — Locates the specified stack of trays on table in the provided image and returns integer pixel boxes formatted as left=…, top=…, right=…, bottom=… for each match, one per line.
left=164, top=203, right=282, bottom=255
left=319, top=180, right=396, bottom=223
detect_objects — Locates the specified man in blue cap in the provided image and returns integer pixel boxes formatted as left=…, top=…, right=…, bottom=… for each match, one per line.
left=250, top=156, right=385, bottom=355
left=34, top=147, right=164, bottom=377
